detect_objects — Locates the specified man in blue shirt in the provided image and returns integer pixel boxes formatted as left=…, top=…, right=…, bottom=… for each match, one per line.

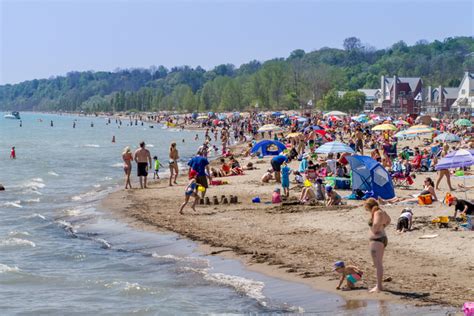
left=188, top=151, right=211, bottom=198
left=271, top=153, right=288, bottom=183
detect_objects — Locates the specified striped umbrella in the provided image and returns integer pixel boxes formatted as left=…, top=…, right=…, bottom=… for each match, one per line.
left=258, top=124, right=284, bottom=133
left=404, top=124, right=435, bottom=135
left=435, top=149, right=474, bottom=170
left=315, top=141, right=355, bottom=154
left=372, top=124, right=397, bottom=131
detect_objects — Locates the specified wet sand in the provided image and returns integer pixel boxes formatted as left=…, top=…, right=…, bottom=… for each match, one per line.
left=102, top=148, right=474, bottom=308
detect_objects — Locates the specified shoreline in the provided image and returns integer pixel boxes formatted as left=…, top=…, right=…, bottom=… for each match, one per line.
left=101, top=148, right=473, bottom=309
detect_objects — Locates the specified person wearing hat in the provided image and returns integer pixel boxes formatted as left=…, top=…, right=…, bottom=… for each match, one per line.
left=179, top=169, right=199, bottom=214
left=448, top=196, right=474, bottom=219
left=334, top=261, right=363, bottom=290
left=299, top=178, right=325, bottom=204
left=325, top=185, right=342, bottom=206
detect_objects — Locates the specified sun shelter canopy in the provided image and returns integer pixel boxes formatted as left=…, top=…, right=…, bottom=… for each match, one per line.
left=251, top=140, right=286, bottom=156
left=347, top=155, right=395, bottom=199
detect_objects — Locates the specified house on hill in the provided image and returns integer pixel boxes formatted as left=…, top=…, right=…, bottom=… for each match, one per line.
left=423, top=86, right=459, bottom=113
left=378, top=75, right=423, bottom=114
left=451, top=72, right=474, bottom=114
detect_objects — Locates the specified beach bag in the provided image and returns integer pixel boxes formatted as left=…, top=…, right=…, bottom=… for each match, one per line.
left=418, top=194, right=432, bottom=205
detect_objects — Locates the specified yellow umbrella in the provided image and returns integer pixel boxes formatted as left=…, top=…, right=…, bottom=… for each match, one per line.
left=372, top=124, right=397, bottom=131
left=404, top=124, right=435, bottom=135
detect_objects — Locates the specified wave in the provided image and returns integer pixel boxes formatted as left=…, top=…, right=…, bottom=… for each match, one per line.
left=24, top=213, right=46, bottom=220
left=20, top=179, right=46, bottom=191
left=0, top=238, right=36, bottom=248
left=71, top=190, right=102, bottom=202
left=95, top=238, right=111, bottom=249
left=0, top=263, right=20, bottom=273
left=147, top=144, right=154, bottom=147
left=4, top=201, right=22, bottom=208
left=151, top=253, right=210, bottom=268
left=48, top=171, right=59, bottom=176
left=8, top=231, right=31, bottom=237
left=182, top=267, right=266, bottom=305
left=24, top=198, right=40, bottom=203
left=83, top=144, right=100, bottom=148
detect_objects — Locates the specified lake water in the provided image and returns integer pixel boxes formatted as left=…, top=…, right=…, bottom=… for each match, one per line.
left=0, top=113, right=453, bottom=315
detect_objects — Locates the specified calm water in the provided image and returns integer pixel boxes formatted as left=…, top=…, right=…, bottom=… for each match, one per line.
left=0, top=113, right=453, bottom=315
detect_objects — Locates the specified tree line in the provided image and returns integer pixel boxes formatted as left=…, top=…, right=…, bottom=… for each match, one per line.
left=0, top=36, right=472, bottom=113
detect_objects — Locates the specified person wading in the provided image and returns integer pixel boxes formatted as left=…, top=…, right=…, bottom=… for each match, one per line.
left=134, top=141, right=152, bottom=189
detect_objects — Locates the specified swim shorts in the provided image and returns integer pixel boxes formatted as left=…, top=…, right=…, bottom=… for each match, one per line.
left=137, top=162, right=148, bottom=177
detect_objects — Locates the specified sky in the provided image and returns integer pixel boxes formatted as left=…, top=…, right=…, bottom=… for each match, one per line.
left=0, top=0, right=473, bottom=84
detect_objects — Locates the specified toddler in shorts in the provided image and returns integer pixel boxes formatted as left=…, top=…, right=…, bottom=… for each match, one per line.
left=334, top=261, right=363, bottom=290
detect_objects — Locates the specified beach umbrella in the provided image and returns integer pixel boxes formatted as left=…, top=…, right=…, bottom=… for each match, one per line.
left=324, top=111, right=348, bottom=117
left=271, top=111, right=282, bottom=117
left=296, top=117, right=308, bottom=123
left=435, top=149, right=474, bottom=170
left=197, top=115, right=208, bottom=120
left=372, top=124, right=397, bottom=131
left=403, top=124, right=435, bottom=135
left=454, top=119, right=472, bottom=127
left=303, top=125, right=324, bottom=132
left=434, top=133, right=461, bottom=143
left=315, top=141, right=355, bottom=154
left=394, top=120, right=409, bottom=126
left=258, top=124, right=284, bottom=133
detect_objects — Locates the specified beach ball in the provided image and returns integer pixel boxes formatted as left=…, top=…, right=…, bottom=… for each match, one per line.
left=198, top=185, right=206, bottom=192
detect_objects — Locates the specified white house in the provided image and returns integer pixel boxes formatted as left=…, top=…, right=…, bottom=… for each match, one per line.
left=451, top=72, right=474, bottom=113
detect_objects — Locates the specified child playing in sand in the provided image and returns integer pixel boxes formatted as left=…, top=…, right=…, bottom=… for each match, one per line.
left=396, top=208, right=413, bottom=232
left=272, top=188, right=282, bottom=204
left=153, top=156, right=161, bottom=179
left=334, top=261, right=363, bottom=290
left=261, top=169, right=274, bottom=183
left=281, top=162, right=291, bottom=197
left=325, top=185, right=342, bottom=206
left=179, top=170, right=199, bottom=214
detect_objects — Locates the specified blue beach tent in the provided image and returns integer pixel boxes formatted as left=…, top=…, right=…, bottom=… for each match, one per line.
left=346, top=155, right=395, bottom=199
left=251, top=140, right=286, bottom=156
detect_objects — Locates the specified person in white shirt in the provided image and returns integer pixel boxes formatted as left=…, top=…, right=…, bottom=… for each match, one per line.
left=396, top=208, right=413, bottom=232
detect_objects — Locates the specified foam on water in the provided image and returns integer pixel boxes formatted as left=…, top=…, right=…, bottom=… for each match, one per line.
left=24, top=198, right=40, bottom=203
left=0, top=263, right=20, bottom=273
left=111, top=163, right=123, bottom=168
left=151, top=253, right=210, bottom=268
left=8, top=231, right=31, bottom=237
left=0, top=238, right=36, bottom=248
left=83, top=144, right=100, bottom=148
left=4, top=201, right=22, bottom=208
left=24, top=213, right=46, bottom=220
left=48, top=171, right=59, bottom=176
left=182, top=266, right=267, bottom=306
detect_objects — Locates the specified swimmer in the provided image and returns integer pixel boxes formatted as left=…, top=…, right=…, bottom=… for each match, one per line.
left=10, top=146, right=16, bottom=159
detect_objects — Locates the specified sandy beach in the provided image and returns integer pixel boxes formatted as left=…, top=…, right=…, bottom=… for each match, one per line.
left=102, top=142, right=474, bottom=309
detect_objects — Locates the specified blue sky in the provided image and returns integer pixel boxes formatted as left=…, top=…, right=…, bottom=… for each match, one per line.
left=0, top=0, right=472, bottom=84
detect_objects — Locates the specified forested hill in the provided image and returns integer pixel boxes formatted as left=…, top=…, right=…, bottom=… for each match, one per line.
left=1, top=36, right=473, bottom=113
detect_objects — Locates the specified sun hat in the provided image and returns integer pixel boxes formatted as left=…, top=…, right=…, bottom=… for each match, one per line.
left=325, top=185, right=333, bottom=192
left=333, top=261, right=345, bottom=270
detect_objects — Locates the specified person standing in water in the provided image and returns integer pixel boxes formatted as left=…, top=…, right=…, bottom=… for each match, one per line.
left=169, top=142, right=180, bottom=186
left=50, top=120, right=54, bottom=127
left=10, top=147, right=16, bottom=159
left=122, top=147, right=133, bottom=189
left=133, top=141, right=152, bottom=189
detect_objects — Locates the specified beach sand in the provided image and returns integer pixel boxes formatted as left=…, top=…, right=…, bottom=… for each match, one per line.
left=102, top=149, right=474, bottom=308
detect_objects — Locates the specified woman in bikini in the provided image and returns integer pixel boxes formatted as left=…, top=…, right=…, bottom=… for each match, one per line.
left=379, top=177, right=438, bottom=204
left=122, top=147, right=133, bottom=189
left=365, top=198, right=391, bottom=293
left=169, top=142, right=180, bottom=186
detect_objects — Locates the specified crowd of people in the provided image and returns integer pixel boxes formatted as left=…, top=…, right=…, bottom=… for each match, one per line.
left=121, top=110, right=473, bottom=294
